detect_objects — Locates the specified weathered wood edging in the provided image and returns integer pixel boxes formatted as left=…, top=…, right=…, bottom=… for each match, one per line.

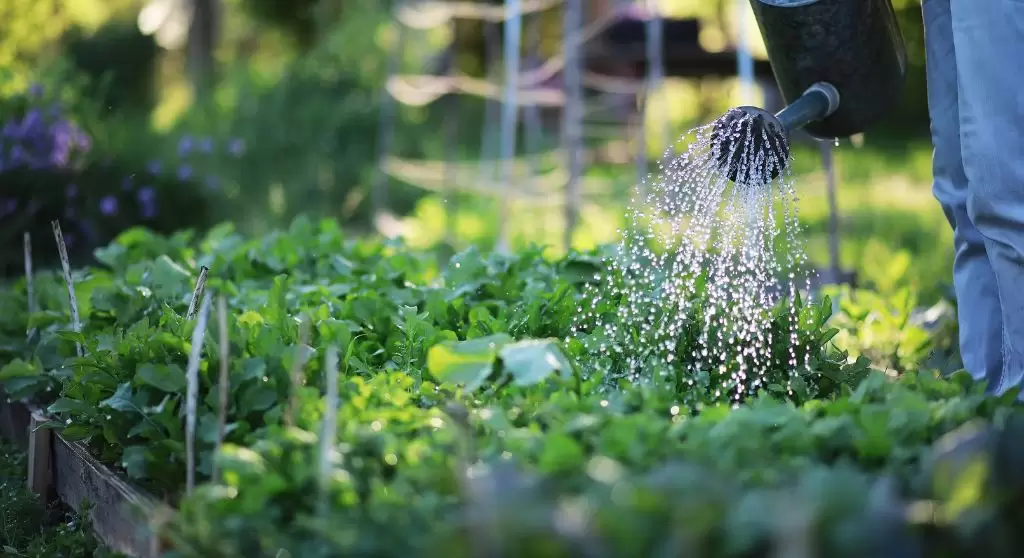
left=0, top=391, right=165, bottom=557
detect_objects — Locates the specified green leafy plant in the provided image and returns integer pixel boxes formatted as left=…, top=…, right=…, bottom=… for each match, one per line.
left=0, top=215, right=1015, bottom=557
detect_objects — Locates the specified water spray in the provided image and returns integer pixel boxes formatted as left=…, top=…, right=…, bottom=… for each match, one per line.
left=573, top=0, right=909, bottom=402
left=712, top=0, right=909, bottom=184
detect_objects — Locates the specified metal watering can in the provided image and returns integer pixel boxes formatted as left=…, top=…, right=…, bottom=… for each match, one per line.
left=713, top=0, right=909, bottom=183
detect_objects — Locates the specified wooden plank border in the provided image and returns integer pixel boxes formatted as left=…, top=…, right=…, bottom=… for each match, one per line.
left=0, top=391, right=166, bottom=557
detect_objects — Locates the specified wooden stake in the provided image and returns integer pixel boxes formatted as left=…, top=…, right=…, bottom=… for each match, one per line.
left=184, top=293, right=212, bottom=495
left=285, top=315, right=311, bottom=428
left=51, top=221, right=81, bottom=357
left=185, top=266, right=209, bottom=320
left=212, top=295, right=229, bottom=484
left=27, top=410, right=52, bottom=498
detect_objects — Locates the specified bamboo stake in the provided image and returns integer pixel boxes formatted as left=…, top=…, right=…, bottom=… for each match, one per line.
left=212, top=295, right=230, bottom=484
left=185, top=293, right=213, bottom=495
left=51, top=221, right=81, bottom=357
left=186, top=266, right=210, bottom=320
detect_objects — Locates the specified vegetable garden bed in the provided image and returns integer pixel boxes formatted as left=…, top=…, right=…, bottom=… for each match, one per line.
left=0, top=436, right=122, bottom=557
left=0, top=392, right=160, bottom=556
left=2, top=216, right=1024, bottom=557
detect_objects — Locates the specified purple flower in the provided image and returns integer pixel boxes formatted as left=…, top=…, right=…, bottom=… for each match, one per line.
left=177, top=136, right=193, bottom=156
left=137, top=186, right=157, bottom=218
left=199, top=137, right=213, bottom=153
left=28, top=83, right=43, bottom=98
left=1, top=122, right=15, bottom=138
left=177, top=164, right=192, bottom=180
left=227, top=138, right=245, bottom=157
left=146, top=160, right=162, bottom=175
left=74, top=130, right=91, bottom=152
left=100, top=195, right=118, bottom=216
left=20, top=110, right=43, bottom=137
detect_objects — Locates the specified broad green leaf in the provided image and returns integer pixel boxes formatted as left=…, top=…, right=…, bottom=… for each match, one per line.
left=426, top=333, right=512, bottom=391
left=135, top=363, right=187, bottom=393
left=47, top=398, right=94, bottom=415
left=55, top=330, right=88, bottom=346
left=236, top=358, right=268, bottom=383
left=238, top=383, right=277, bottom=415
left=199, top=412, right=240, bottom=444
left=2, top=376, right=50, bottom=400
left=499, top=339, right=573, bottom=387
left=100, top=382, right=137, bottom=413
left=0, top=358, right=38, bottom=380
left=148, top=255, right=193, bottom=299
left=60, top=423, right=93, bottom=441
left=122, top=445, right=149, bottom=479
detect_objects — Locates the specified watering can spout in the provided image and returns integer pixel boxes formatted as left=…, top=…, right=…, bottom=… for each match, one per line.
left=774, top=82, right=841, bottom=137
left=711, top=82, right=840, bottom=184
left=710, top=0, right=908, bottom=184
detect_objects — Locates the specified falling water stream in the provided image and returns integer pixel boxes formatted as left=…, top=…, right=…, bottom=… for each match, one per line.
left=572, top=109, right=814, bottom=405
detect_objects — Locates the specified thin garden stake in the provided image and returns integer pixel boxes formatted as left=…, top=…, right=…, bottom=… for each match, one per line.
left=212, top=295, right=230, bottom=484
left=186, top=266, right=210, bottom=320
left=318, top=344, right=340, bottom=516
left=496, top=0, right=523, bottom=254
left=372, top=0, right=407, bottom=220
left=51, top=221, right=81, bottom=357
left=285, top=315, right=312, bottom=428
left=647, top=0, right=667, bottom=152
left=23, top=232, right=36, bottom=341
left=562, top=0, right=583, bottom=252
left=736, top=0, right=756, bottom=105
left=185, top=292, right=213, bottom=495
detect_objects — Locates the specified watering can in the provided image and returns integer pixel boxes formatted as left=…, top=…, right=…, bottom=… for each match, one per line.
left=713, top=0, right=908, bottom=183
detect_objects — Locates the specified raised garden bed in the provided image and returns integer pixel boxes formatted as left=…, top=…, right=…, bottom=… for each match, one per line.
left=0, top=391, right=160, bottom=556
left=0, top=436, right=122, bottom=557
left=1, top=217, right=1023, bottom=557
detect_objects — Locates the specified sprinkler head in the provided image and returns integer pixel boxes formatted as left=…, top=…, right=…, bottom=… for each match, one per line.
left=711, top=106, right=791, bottom=185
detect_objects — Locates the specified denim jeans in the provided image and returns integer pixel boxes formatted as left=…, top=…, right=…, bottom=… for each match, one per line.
left=922, top=0, right=1024, bottom=396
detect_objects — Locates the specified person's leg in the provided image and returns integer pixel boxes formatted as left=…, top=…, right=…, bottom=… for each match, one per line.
left=923, top=0, right=1004, bottom=387
left=950, top=0, right=1024, bottom=395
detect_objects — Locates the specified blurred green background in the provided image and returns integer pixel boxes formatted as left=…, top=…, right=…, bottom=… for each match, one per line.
left=0, top=0, right=954, bottom=370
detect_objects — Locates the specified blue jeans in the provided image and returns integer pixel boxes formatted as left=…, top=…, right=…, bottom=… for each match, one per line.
left=923, top=0, right=1024, bottom=396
